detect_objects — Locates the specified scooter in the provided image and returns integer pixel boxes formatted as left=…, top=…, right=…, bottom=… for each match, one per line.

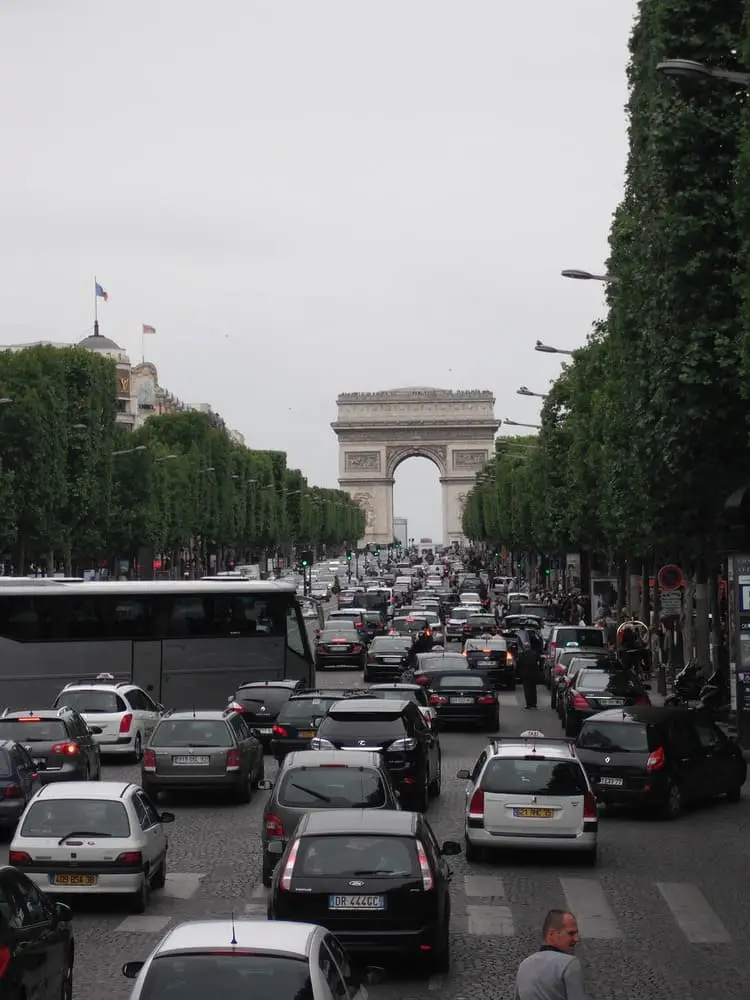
left=664, top=661, right=702, bottom=706
left=665, top=662, right=730, bottom=713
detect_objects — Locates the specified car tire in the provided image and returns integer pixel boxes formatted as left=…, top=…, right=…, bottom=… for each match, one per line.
left=131, top=733, right=143, bottom=764
left=255, top=758, right=265, bottom=788
left=489, top=711, right=500, bottom=732
left=581, top=848, right=597, bottom=867
left=429, top=755, right=442, bottom=798
left=508, top=680, right=516, bottom=691
left=142, top=781, right=158, bottom=800
left=428, top=919, right=451, bottom=973
left=662, top=781, right=682, bottom=820
left=564, top=716, right=577, bottom=738
left=129, top=874, right=150, bottom=913
left=236, top=772, right=252, bottom=804
left=363, top=671, right=371, bottom=683
left=550, top=689, right=557, bottom=710
left=61, top=948, right=74, bottom=1000
left=411, top=774, right=429, bottom=812
left=465, top=837, right=480, bottom=863
left=726, top=782, right=742, bottom=803
left=150, top=855, right=167, bottom=890
left=93, top=757, right=102, bottom=780
left=262, top=857, right=274, bottom=888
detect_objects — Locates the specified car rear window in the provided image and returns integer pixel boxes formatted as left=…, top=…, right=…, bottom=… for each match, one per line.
left=277, top=698, right=339, bottom=724
left=370, top=637, right=409, bottom=651
left=368, top=688, right=428, bottom=706
left=54, top=690, right=127, bottom=714
left=576, top=670, right=618, bottom=691
left=236, top=688, right=293, bottom=712
left=138, top=953, right=313, bottom=1000
left=21, top=798, right=131, bottom=838
left=319, top=714, right=406, bottom=741
left=319, top=631, right=358, bottom=642
left=577, top=721, right=651, bottom=753
left=431, top=674, right=487, bottom=689
left=482, top=759, right=588, bottom=795
left=393, top=618, right=428, bottom=629
left=278, top=767, right=387, bottom=808
left=153, top=720, right=232, bottom=747
left=555, top=628, right=604, bottom=648
left=467, top=639, right=507, bottom=651
left=467, top=616, right=495, bottom=626
left=449, top=608, right=475, bottom=620
left=295, top=834, right=419, bottom=877
left=0, top=750, right=11, bottom=775
left=0, top=719, right=67, bottom=741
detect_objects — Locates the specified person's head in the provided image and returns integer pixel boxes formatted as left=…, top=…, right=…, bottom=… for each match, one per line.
left=542, top=909, right=580, bottom=953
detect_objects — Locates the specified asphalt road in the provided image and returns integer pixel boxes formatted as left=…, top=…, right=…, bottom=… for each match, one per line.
left=7, top=669, right=750, bottom=1000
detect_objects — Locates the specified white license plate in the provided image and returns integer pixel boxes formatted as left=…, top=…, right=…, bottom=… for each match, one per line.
left=173, top=755, right=209, bottom=765
left=450, top=697, right=474, bottom=704
left=598, top=776, right=624, bottom=786
left=259, top=728, right=273, bottom=734
left=33, top=759, right=45, bottom=767
left=329, top=894, right=385, bottom=910
left=478, top=659, right=495, bottom=666
left=384, top=657, right=402, bottom=663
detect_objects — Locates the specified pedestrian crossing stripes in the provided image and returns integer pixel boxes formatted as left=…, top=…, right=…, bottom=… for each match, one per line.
left=112, top=873, right=737, bottom=945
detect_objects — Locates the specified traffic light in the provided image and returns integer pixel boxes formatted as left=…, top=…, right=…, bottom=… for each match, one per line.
left=346, top=550, right=352, bottom=562
left=545, top=567, right=551, bottom=577
left=375, top=545, right=381, bottom=555
left=300, top=549, right=313, bottom=567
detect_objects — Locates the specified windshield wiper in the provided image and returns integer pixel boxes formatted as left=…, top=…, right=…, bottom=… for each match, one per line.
left=57, top=830, right=113, bottom=844
left=581, top=744, right=629, bottom=753
left=290, top=782, right=332, bottom=803
left=351, top=869, right=411, bottom=876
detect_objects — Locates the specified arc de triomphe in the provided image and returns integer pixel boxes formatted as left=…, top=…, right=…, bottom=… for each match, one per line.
left=331, top=387, right=500, bottom=547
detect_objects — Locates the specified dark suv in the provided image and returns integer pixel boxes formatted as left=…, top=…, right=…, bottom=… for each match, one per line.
left=310, top=699, right=441, bottom=811
left=270, top=690, right=364, bottom=762
left=0, top=709, right=101, bottom=783
left=228, top=679, right=307, bottom=751
left=0, top=740, right=41, bottom=834
left=142, top=708, right=264, bottom=803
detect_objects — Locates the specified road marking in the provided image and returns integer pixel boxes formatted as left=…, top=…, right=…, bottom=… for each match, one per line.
left=560, top=878, right=622, bottom=939
left=162, top=872, right=205, bottom=899
left=467, top=904, right=514, bottom=936
left=496, top=692, right=519, bottom=708
left=117, top=914, right=172, bottom=934
left=251, top=883, right=267, bottom=899
left=464, top=875, right=505, bottom=898
left=657, top=882, right=731, bottom=943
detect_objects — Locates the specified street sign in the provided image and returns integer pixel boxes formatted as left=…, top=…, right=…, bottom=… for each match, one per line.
left=660, top=590, right=682, bottom=619
left=657, top=564, right=684, bottom=591
left=740, top=583, right=750, bottom=614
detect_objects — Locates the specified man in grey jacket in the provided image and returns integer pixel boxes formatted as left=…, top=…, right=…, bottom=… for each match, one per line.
left=514, top=909, right=588, bottom=1000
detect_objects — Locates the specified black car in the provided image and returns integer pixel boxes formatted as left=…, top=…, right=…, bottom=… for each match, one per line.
left=463, top=638, right=516, bottom=690
left=364, top=636, right=413, bottom=682
left=270, top=690, right=363, bottom=762
left=0, top=740, right=41, bottom=834
left=366, top=684, right=437, bottom=729
left=576, top=707, right=747, bottom=818
left=562, top=668, right=649, bottom=737
left=315, top=628, right=367, bottom=669
left=424, top=673, right=499, bottom=730
left=311, top=699, right=441, bottom=811
left=324, top=610, right=370, bottom=643
left=362, top=612, right=387, bottom=642
left=0, top=709, right=102, bottom=783
left=0, top=864, right=74, bottom=1000
left=266, top=809, right=459, bottom=971
left=551, top=647, right=617, bottom=711
left=228, top=680, right=307, bottom=751
left=461, top=615, right=500, bottom=640
left=390, top=616, right=434, bottom=649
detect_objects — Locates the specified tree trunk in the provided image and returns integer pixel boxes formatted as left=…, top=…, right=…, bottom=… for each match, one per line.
left=694, top=555, right=710, bottom=673
left=681, top=577, right=695, bottom=668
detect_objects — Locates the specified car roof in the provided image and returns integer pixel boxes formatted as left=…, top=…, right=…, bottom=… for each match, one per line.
left=587, top=706, right=688, bottom=724
left=327, top=698, right=409, bottom=715
left=368, top=683, right=420, bottom=691
left=488, top=737, right=578, bottom=760
left=34, top=780, right=137, bottom=800
left=154, top=919, right=319, bottom=957
left=158, top=710, right=230, bottom=721
left=1, top=708, right=74, bottom=719
left=298, top=808, right=418, bottom=835
left=237, top=680, right=299, bottom=690
left=288, top=690, right=349, bottom=700
left=283, top=749, right=384, bottom=769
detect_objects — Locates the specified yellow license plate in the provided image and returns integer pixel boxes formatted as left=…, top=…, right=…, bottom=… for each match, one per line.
left=52, top=874, right=98, bottom=886
left=514, top=808, right=553, bottom=818
left=299, top=731, right=315, bottom=738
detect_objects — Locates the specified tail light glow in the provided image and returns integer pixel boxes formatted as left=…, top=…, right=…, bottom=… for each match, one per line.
left=8, top=850, right=31, bottom=864
left=352, top=645, right=362, bottom=653
left=583, top=791, right=598, bottom=819
left=226, top=748, right=241, bottom=771
left=429, top=694, right=447, bottom=706
left=415, top=838, right=434, bottom=890
left=2, top=784, right=22, bottom=798
left=571, top=693, right=589, bottom=709
left=414, top=675, right=428, bottom=685
left=116, top=851, right=143, bottom=865
left=646, top=746, right=665, bottom=771
left=51, top=742, right=79, bottom=756
left=142, top=749, right=156, bottom=772
left=266, top=813, right=284, bottom=837
left=271, top=724, right=287, bottom=737
left=635, top=694, right=651, bottom=705
left=468, top=787, right=485, bottom=823
left=119, top=713, right=133, bottom=734
left=477, top=695, right=496, bottom=705
left=0, top=944, right=9, bottom=979
left=280, top=838, right=300, bottom=890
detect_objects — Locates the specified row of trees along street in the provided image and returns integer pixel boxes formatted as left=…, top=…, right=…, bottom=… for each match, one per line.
left=0, top=345, right=365, bottom=576
left=463, top=0, right=750, bottom=668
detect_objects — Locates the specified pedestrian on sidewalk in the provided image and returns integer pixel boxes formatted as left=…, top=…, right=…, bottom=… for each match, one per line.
left=514, top=909, right=587, bottom=1000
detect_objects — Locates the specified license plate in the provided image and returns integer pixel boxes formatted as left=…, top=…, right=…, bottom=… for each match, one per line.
left=329, top=894, right=385, bottom=910
left=451, top=697, right=474, bottom=704
left=384, top=657, right=402, bottom=663
left=599, top=776, right=624, bottom=786
left=299, top=730, right=315, bottom=738
left=328, top=645, right=350, bottom=652
left=478, top=659, right=495, bottom=666
left=51, top=874, right=98, bottom=886
left=33, top=759, right=45, bottom=767
left=259, top=728, right=273, bottom=734
left=513, top=807, right=553, bottom=818
left=173, top=755, right=209, bottom=765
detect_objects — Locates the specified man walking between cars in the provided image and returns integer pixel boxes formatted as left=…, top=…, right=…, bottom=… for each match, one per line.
left=515, top=910, right=588, bottom=1000
left=517, top=643, right=538, bottom=709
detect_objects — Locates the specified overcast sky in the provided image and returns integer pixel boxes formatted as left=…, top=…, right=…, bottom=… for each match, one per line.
left=0, top=0, right=636, bottom=542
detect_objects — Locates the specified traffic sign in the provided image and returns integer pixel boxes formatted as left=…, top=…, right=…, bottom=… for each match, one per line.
left=657, top=564, right=684, bottom=591
left=740, top=584, right=750, bottom=613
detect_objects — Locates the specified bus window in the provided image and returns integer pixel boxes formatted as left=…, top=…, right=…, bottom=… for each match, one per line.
left=164, top=595, right=286, bottom=639
left=286, top=606, right=305, bottom=656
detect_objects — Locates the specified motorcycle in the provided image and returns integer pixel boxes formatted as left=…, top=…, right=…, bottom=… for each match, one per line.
left=665, top=661, right=730, bottom=713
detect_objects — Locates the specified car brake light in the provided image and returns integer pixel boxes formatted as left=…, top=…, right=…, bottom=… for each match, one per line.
left=18, top=716, right=42, bottom=722
left=635, top=694, right=650, bottom=705
left=229, top=701, right=245, bottom=713
left=554, top=664, right=566, bottom=675
left=51, top=742, right=79, bottom=756
left=116, top=851, right=143, bottom=865
left=463, top=625, right=472, bottom=632
left=414, top=675, right=428, bottom=685
left=272, top=724, right=287, bottom=737
left=266, top=813, right=284, bottom=837
left=429, top=694, right=447, bottom=706
left=647, top=746, right=665, bottom=771
left=477, top=695, right=495, bottom=705
left=571, top=693, right=589, bottom=709
left=281, top=838, right=300, bottom=890
left=8, top=850, right=31, bottom=864
left=583, top=791, right=597, bottom=819
left=316, top=645, right=325, bottom=652
left=143, top=749, right=156, bottom=771
left=468, top=787, right=485, bottom=822
left=354, top=621, right=364, bottom=628
left=415, top=838, right=434, bottom=890
left=2, top=784, right=22, bottom=798
left=226, top=748, right=241, bottom=771
left=119, top=713, right=133, bottom=734
left=0, top=944, right=9, bottom=979
left=352, top=644, right=362, bottom=653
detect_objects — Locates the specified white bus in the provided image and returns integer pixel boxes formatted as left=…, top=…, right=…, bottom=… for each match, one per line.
left=0, top=580, right=318, bottom=710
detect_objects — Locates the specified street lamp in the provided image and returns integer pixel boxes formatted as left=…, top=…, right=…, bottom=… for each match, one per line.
left=657, top=59, right=750, bottom=85
left=517, top=386, right=547, bottom=398
left=0, top=398, right=12, bottom=405
left=200, top=466, right=215, bottom=473
left=503, top=419, right=541, bottom=430
left=561, top=269, right=619, bottom=283
left=112, top=445, right=147, bottom=456
left=155, top=454, right=178, bottom=463
left=535, top=340, right=574, bottom=356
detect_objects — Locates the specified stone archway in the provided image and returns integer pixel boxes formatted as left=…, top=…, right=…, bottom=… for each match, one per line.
left=331, top=387, right=500, bottom=547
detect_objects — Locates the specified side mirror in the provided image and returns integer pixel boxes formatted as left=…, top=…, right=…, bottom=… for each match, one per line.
left=258, top=779, right=274, bottom=790
left=156, top=704, right=165, bottom=713
left=122, top=961, right=145, bottom=979
left=159, top=812, right=175, bottom=824
left=456, top=769, right=471, bottom=780
left=364, top=966, right=387, bottom=986
left=267, top=841, right=284, bottom=856
left=440, top=840, right=462, bottom=856
left=54, top=901, right=72, bottom=921
left=89, top=726, right=103, bottom=735
left=312, top=717, right=323, bottom=728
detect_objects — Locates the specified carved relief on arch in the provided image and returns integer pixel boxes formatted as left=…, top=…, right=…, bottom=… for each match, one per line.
left=386, top=444, right=447, bottom=477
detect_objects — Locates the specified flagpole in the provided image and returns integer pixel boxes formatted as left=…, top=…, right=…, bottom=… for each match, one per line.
left=142, top=328, right=145, bottom=364
left=93, top=276, right=98, bottom=334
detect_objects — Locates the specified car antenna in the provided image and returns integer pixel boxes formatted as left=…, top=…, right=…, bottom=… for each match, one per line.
left=231, top=910, right=237, bottom=945
left=192, top=705, right=196, bottom=718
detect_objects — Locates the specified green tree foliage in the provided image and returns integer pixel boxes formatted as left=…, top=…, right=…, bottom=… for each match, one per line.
left=0, top=346, right=363, bottom=572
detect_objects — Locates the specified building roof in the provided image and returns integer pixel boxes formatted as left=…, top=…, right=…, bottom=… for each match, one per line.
left=78, top=333, right=123, bottom=351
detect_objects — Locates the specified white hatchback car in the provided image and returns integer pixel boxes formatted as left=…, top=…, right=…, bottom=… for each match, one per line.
left=54, top=675, right=162, bottom=760
left=458, top=732, right=598, bottom=864
left=121, top=919, right=376, bottom=1000
left=9, top=780, right=174, bottom=912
